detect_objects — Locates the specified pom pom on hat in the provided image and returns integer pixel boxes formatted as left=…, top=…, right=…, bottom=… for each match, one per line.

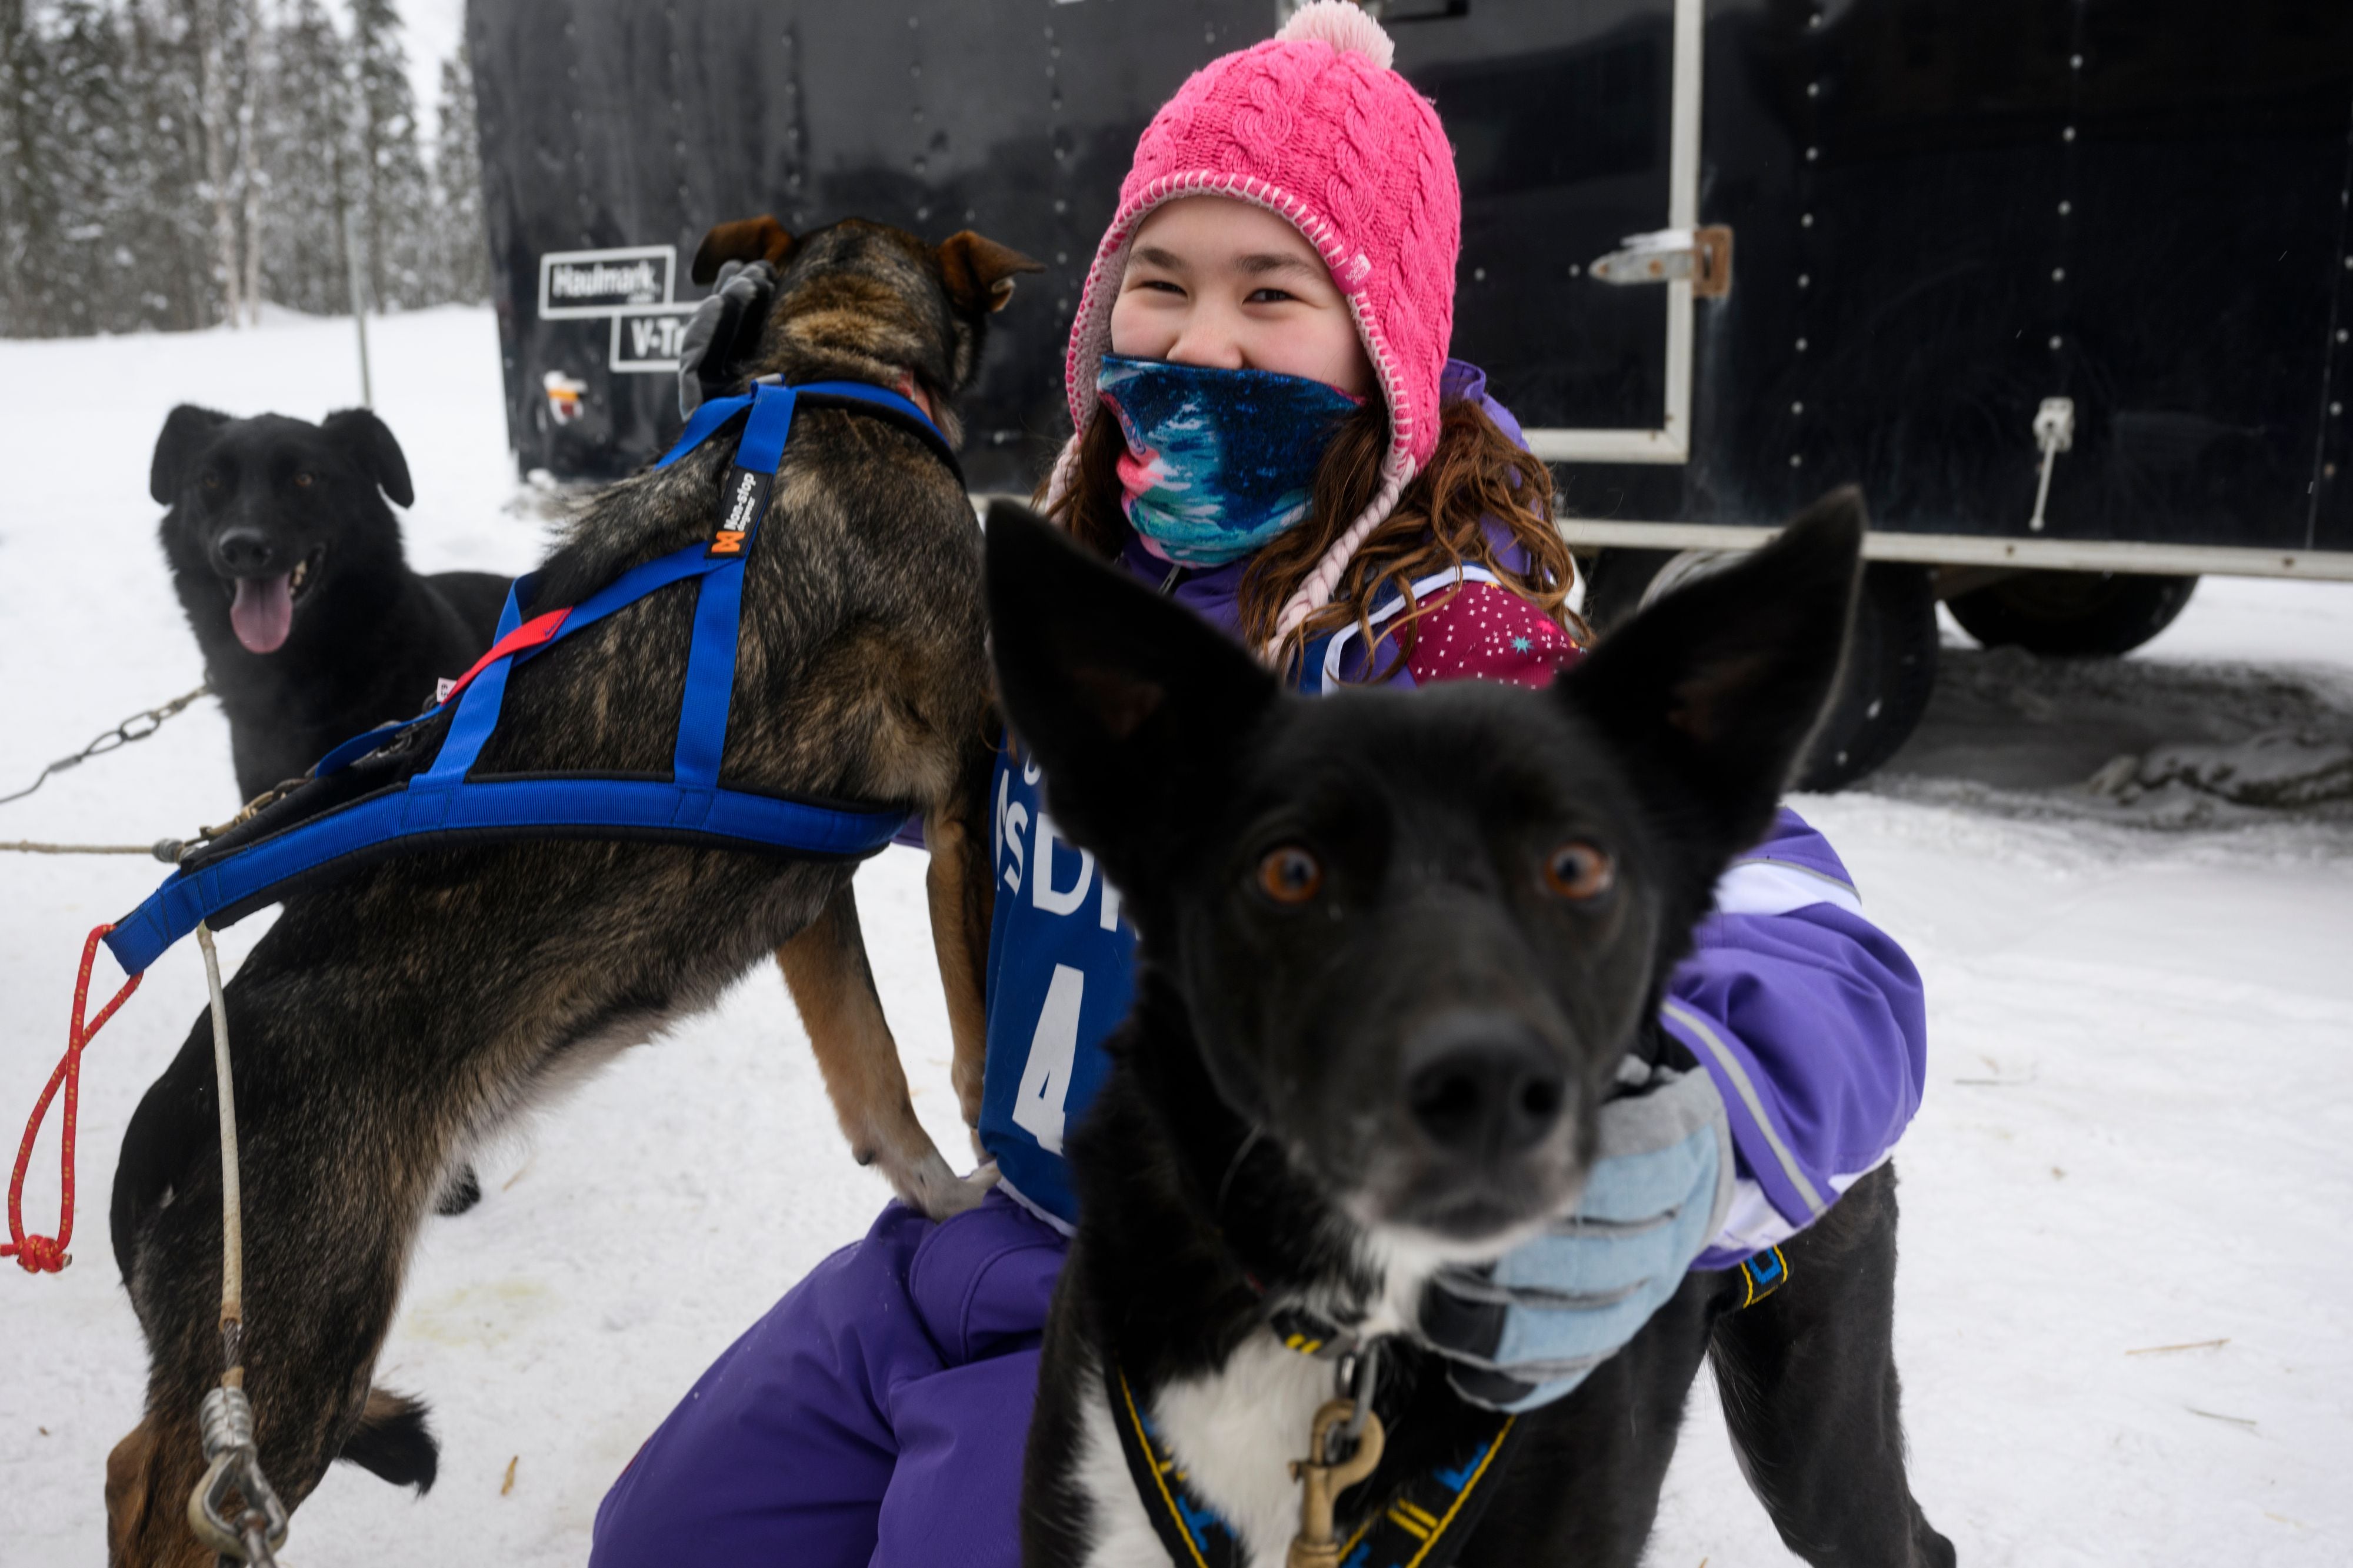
left=1276, top=0, right=1397, bottom=70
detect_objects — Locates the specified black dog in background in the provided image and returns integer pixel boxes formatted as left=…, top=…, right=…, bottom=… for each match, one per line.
left=150, top=405, right=509, bottom=802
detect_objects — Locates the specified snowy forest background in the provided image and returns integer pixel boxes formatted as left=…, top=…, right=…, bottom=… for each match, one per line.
left=0, top=0, right=485, bottom=337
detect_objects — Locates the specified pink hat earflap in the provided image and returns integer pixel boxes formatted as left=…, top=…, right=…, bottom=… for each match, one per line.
left=1264, top=457, right=1412, bottom=661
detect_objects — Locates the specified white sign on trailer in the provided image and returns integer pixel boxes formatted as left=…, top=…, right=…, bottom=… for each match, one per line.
left=539, top=245, right=677, bottom=319
left=610, top=305, right=699, bottom=374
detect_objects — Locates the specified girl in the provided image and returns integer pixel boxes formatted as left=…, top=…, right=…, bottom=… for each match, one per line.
left=595, top=6, right=1923, bottom=1563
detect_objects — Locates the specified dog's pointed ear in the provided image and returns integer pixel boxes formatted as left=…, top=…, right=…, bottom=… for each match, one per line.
left=1559, top=486, right=1865, bottom=865
left=692, top=216, right=795, bottom=285
left=321, top=408, right=415, bottom=508
left=937, top=231, right=1045, bottom=315
left=986, top=501, right=1278, bottom=890
left=151, top=405, right=231, bottom=503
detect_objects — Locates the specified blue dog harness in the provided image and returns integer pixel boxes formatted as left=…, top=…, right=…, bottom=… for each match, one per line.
left=105, top=379, right=956, bottom=976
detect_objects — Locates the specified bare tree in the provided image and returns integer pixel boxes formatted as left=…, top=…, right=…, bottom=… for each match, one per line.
left=349, top=0, right=428, bottom=309
left=430, top=38, right=485, bottom=302
left=0, top=0, right=28, bottom=330
left=197, top=0, right=239, bottom=325
left=238, top=0, right=261, bottom=322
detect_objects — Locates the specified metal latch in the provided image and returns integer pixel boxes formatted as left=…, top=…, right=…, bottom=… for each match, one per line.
left=1588, top=226, right=1734, bottom=298
left=2028, top=396, right=2075, bottom=532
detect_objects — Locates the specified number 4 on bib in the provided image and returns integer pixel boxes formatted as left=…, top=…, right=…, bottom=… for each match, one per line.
left=1012, top=963, right=1084, bottom=1153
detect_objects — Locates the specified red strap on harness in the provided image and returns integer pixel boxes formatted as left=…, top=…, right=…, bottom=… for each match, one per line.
left=436, top=606, right=571, bottom=707
left=4, top=924, right=142, bottom=1273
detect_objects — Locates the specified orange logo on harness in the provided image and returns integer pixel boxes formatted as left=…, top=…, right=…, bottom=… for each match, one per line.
left=711, top=531, right=746, bottom=555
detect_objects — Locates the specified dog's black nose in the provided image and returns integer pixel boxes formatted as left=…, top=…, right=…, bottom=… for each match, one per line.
left=1405, top=1013, right=1567, bottom=1159
left=215, top=528, right=277, bottom=573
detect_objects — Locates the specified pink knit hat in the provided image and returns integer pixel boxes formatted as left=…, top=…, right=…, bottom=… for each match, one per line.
left=1051, top=1, right=1462, bottom=652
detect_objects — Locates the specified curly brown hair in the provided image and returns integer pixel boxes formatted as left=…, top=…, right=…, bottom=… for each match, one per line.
left=1042, top=390, right=1586, bottom=680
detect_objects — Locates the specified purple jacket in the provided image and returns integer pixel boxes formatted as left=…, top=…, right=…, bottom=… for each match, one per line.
left=590, top=365, right=1926, bottom=1567
left=1682, top=810, right=1921, bottom=1268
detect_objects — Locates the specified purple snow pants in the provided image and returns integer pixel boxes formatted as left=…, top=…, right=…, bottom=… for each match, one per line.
left=590, top=1192, right=1066, bottom=1567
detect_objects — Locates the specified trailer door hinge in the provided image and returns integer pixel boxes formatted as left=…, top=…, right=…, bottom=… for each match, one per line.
left=1588, top=226, right=1734, bottom=298
left=2028, top=396, right=2075, bottom=533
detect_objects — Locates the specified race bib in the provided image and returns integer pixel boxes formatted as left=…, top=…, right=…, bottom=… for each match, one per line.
left=977, top=743, right=1137, bottom=1227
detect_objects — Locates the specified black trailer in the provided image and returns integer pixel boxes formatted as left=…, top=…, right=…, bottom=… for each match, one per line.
left=467, top=0, right=2353, bottom=783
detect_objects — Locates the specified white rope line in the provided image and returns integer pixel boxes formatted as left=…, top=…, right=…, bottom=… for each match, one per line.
left=186, top=922, right=289, bottom=1560
left=1, top=839, right=171, bottom=856
left=196, top=922, right=244, bottom=1334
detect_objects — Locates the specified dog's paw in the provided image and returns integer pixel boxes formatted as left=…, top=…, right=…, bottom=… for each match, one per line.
left=929, top=1166, right=1001, bottom=1220
left=898, top=1151, right=999, bottom=1221
left=434, top=1164, right=483, bottom=1217
left=339, top=1388, right=440, bottom=1493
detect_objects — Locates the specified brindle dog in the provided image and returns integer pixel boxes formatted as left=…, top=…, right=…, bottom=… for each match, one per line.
left=102, top=216, right=1039, bottom=1564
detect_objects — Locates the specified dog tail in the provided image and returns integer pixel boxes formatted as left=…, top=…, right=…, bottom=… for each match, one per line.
left=339, top=1387, right=440, bottom=1493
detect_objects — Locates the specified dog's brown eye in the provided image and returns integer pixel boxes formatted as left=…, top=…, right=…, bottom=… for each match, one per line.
left=202, top=472, right=222, bottom=491
left=1542, top=842, right=1613, bottom=900
left=292, top=472, right=314, bottom=488
left=1257, top=847, right=1322, bottom=905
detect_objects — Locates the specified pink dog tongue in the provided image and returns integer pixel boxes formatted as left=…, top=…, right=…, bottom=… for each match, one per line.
left=230, top=574, right=294, bottom=653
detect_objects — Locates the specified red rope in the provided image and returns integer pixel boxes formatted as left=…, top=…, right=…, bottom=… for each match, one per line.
left=4, top=924, right=142, bottom=1273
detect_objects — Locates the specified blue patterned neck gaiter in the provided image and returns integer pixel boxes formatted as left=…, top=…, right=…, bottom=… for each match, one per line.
left=1096, top=353, right=1365, bottom=567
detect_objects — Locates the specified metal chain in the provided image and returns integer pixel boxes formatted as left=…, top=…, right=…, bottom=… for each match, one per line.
left=0, top=684, right=209, bottom=806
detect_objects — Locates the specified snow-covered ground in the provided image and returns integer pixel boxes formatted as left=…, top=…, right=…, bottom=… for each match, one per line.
left=3, top=308, right=2349, bottom=1564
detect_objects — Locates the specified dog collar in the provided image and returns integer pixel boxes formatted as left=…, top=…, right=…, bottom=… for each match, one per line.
left=680, top=375, right=965, bottom=488
left=1737, top=1244, right=1790, bottom=1308
left=1108, top=1365, right=1516, bottom=1568
left=1268, top=1302, right=1362, bottom=1362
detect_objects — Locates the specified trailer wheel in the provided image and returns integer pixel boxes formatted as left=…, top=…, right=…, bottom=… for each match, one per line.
left=1580, top=549, right=1937, bottom=792
left=1797, top=562, right=1939, bottom=792
left=1946, top=570, right=2198, bottom=656
left=1577, top=548, right=1677, bottom=636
